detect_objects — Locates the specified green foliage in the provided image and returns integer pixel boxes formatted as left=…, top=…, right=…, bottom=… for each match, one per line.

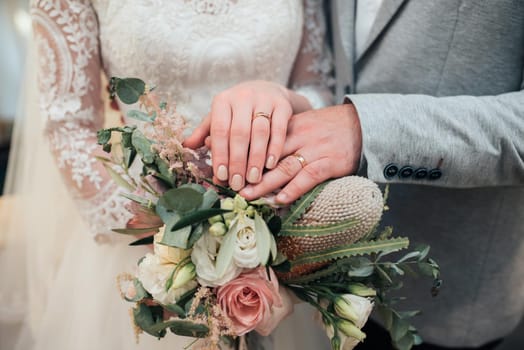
left=127, top=110, right=155, bottom=122
left=132, top=129, right=155, bottom=165
left=281, top=182, right=326, bottom=227
left=279, top=219, right=357, bottom=237
left=215, top=219, right=239, bottom=278
left=111, top=77, right=146, bottom=104
left=290, top=237, right=409, bottom=268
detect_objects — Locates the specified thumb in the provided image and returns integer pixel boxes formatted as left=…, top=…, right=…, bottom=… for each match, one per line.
left=183, top=114, right=211, bottom=149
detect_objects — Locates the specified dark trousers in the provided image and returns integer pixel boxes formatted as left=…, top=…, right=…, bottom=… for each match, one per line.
left=356, top=320, right=503, bottom=350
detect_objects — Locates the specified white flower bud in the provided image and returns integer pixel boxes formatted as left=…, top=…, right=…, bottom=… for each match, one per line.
left=208, top=214, right=223, bottom=224
left=334, top=296, right=360, bottom=323
left=209, top=222, right=227, bottom=236
left=233, top=195, right=248, bottom=211
left=337, top=319, right=366, bottom=341
left=172, top=263, right=196, bottom=289
left=221, top=197, right=235, bottom=210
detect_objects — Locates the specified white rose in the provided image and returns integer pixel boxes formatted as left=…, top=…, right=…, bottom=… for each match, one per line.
left=191, top=233, right=242, bottom=287
left=233, top=215, right=260, bottom=268
left=137, top=253, right=197, bottom=305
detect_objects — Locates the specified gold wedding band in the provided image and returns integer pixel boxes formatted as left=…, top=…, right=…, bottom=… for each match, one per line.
left=292, top=153, right=307, bottom=168
left=253, top=111, right=271, bottom=121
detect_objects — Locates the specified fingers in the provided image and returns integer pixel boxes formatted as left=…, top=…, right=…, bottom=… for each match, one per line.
left=276, top=159, right=331, bottom=204
left=227, top=100, right=253, bottom=191
left=246, top=102, right=274, bottom=184
left=265, top=102, right=292, bottom=169
left=210, top=95, right=232, bottom=182
left=240, top=153, right=304, bottom=200
left=184, top=114, right=211, bottom=149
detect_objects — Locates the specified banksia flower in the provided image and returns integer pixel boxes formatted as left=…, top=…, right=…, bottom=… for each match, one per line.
left=277, top=176, right=384, bottom=279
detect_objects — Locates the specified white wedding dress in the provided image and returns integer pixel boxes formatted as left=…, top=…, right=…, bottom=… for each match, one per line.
left=0, top=0, right=332, bottom=349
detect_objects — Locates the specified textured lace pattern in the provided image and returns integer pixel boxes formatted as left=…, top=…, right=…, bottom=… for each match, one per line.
left=292, top=0, right=335, bottom=108
left=31, top=0, right=131, bottom=240
left=30, top=0, right=332, bottom=241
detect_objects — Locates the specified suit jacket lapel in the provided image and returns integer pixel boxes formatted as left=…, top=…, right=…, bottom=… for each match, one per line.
left=356, top=0, right=407, bottom=62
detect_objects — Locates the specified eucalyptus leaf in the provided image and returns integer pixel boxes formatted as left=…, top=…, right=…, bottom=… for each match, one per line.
left=133, top=304, right=166, bottom=338
left=188, top=223, right=204, bottom=248
left=158, top=187, right=203, bottom=213
left=391, top=315, right=410, bottom=342
left=201, top=189, right=219, bottom=209
left=167, top=320, right=209, bottom=338
left=121, top=131, right=133, bottom=148
left=162, top=303, right=186, bottom=318
left=115, top=77, right=146, bottom=104
left=155, top=157, right=174, bottom=186
left=376, top=304, right=393, bottom=331
left=132, top=129, right=155, bottom=164
left=161, top=225, right=192, bottom=249
left=215, top=219, right=239, bottom=278
left=97, top=129, right=111, bottom=145
left=127, top=109, right=155, bottom=122
left=179, top=183, right=206, bottom=194
left=393, top=332, right=415, bottom=350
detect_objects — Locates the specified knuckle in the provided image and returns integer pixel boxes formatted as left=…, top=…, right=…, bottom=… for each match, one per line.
left=276, top=157, right=298, bottom=177
left=212, top=92, right=229, bottom=106
left=211, top=125, right=229, bottom=138
left=304, top=165, right=326, bottom=182
left=230, top=125, right=251, bottom=139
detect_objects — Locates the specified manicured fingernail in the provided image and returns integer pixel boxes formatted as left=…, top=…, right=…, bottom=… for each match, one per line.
left=247, top=167, right=259, bottom=183
left=276, top=192, right=288, bottom=203
left=231, top=174, right=243, bottom=191
left=217, top=165, right=228, bottom=181
left=266, top=155, right=276, bottom=169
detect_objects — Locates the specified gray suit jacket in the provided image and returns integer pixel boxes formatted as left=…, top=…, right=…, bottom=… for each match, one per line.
left=331, top=0, right=524, bottom=347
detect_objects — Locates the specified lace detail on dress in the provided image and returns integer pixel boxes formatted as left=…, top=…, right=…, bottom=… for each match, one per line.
left=291, top=0, right=334, bottom=108
left=31, top=0, right=131, bottom=241
left=185, top=0, right=238, bottom=15
left=32, top=0, right=103, bottom=189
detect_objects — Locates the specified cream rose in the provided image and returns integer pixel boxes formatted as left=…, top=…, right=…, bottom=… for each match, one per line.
left=191, top=232, right=242, bottom=287
left=137, top=253, right=197, bottom=305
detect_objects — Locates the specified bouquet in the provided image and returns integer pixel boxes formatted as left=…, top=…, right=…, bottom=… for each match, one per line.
left=97, top=78, right=441, bottom=350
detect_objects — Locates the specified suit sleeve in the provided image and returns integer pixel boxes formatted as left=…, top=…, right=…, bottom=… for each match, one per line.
left=348, top=82, right=524, bottom=187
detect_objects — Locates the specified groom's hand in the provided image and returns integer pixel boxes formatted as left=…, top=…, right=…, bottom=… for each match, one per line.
left=240, top=104, right=362, bottom=204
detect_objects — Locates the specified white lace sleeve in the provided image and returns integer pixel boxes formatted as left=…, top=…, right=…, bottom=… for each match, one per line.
left=291, top=0, right=335, bottom=109
left=31, top=0, right=131, bottom=242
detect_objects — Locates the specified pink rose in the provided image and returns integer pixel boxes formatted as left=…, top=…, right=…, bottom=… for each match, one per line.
left=216, top=267, right=293, bottom=336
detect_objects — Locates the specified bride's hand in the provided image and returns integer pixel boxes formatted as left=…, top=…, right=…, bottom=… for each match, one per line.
left=184, top=80, right=311, bottom=191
